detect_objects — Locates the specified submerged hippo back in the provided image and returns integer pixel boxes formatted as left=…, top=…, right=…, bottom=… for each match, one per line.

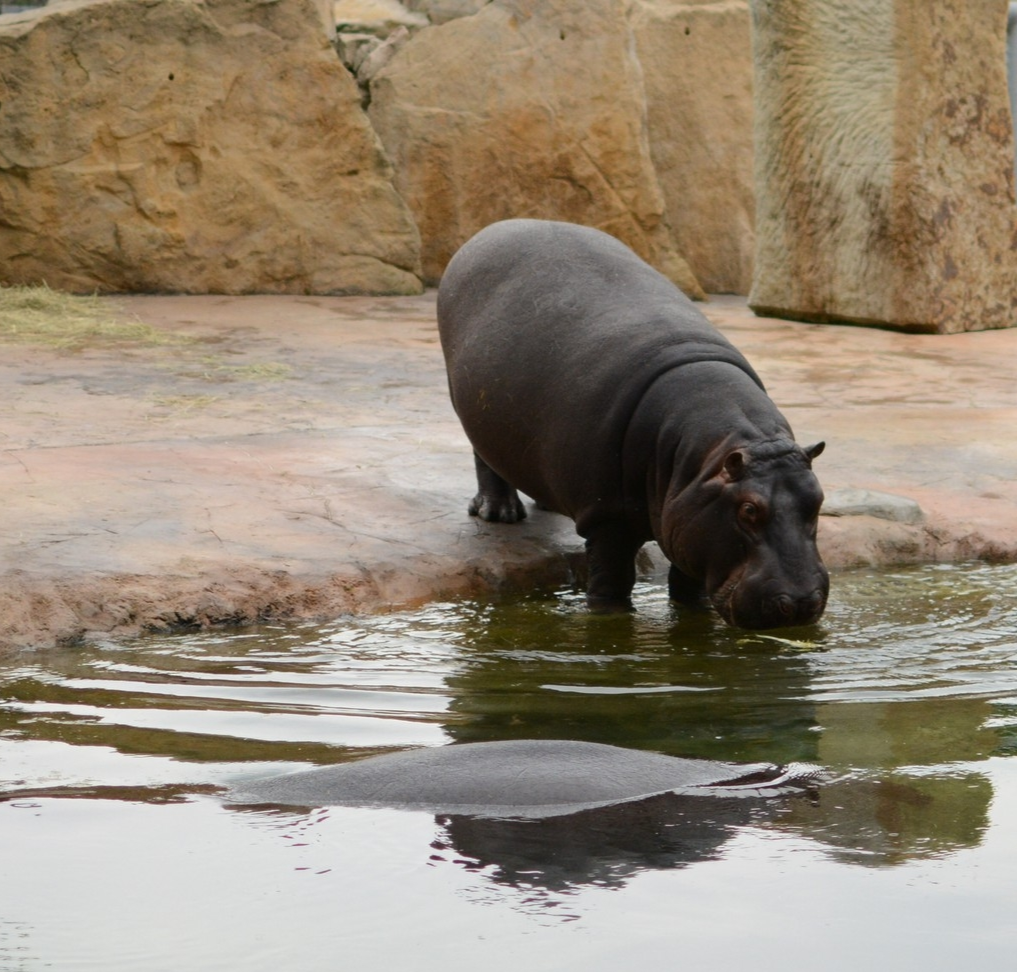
left=231, top=739, right=822, bottom=818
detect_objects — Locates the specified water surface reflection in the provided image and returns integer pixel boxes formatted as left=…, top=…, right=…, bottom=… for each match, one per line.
left=1, top=564, right=1016, bottom=967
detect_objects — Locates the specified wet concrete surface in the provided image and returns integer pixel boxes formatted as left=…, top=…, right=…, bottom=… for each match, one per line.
left=1, top=292, right=1015, bottom=652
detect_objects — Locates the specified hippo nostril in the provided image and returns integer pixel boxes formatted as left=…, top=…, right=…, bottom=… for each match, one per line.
left=807, top=587, right=827, bottom=614
left=793, top=588, right=826, bottom=624
left=756, top=588, right=827, bottom=629
left=774, top=594, right=795, bottom=619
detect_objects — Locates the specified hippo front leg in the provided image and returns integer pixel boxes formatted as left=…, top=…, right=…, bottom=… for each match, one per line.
left=668, top=564, right=709, bottom=608
left=468, top=452, right=527, bottom=523
left=584, top=522, right=643, bottom=611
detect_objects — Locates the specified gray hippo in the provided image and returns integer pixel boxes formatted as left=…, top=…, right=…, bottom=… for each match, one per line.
left=437, top=219, right=828, bottom=629
left=230, top=739, right=822, bottom=818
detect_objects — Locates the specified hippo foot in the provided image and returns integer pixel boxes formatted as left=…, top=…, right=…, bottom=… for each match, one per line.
left=587, top=594, right=635, bottom=614
left=469, top=453, right=527, bottom=523
left=469, top=492, right=527, bottom=523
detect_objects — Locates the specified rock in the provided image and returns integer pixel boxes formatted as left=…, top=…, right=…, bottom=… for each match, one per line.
left=339, top=26, right=413, bottom=109
left=631, top=0, right=755, bottom=295
left=750, top=0, right=1017, bottom=333
left=311, top=0, right=336, bottom=32
left=335, top=30, right=382, bottom=75
left=822, top=488, right=924, bottom=525
left=1009, top=4, right=1017, bottom=189
left=0, top=0, right=423, bottom=296
left=333, top=0, right=428, bottom=35
left=403, top=0, right=489, bottom=25
left=357, top=25, right=412, bottom=84
left=368, top=0, right=705, bottom=295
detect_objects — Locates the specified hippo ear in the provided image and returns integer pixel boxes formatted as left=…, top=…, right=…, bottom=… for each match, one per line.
left=722, top=450, right=748, bottom=482
left=804, top=441, right=826, bottom=463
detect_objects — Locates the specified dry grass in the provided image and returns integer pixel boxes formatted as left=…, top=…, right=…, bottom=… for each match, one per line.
left=0, top=284, right=173, bottom=350
left=175, top=358, right=294, bottom=382
left=205, top=361, right=293, bottom=381
left=1, top=286, right=292, bottom=385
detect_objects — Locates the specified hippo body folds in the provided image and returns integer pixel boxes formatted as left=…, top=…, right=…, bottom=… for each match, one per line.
left=437, top=219, right=828, bottom=629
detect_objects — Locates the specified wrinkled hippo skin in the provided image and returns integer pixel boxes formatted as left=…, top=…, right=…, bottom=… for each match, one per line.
left=230, top=739, right=822, bottom=818
left=436, top=219, right=828, bottom=628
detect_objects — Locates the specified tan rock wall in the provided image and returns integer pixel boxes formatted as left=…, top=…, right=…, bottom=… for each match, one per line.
left=0, top=0, right=422, bottom=295
left=631, top=0, right=755, bottom=294
left=367, top=0, right=705, bottom=296
left=750, top=0, right=1017, bottom=333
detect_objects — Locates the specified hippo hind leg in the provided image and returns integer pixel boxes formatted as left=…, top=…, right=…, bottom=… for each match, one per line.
left=469, top=452, right=527, bottom=523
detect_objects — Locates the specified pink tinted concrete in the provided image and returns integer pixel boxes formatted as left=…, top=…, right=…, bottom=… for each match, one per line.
left=1, top=293, right=1014, bottom=652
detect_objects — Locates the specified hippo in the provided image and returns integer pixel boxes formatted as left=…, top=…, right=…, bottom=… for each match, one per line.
left=230, top=739, right=823, bottom=818
left=436, top=219, right=828, bottom=629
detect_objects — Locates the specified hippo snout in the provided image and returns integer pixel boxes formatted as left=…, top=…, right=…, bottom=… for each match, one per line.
left=715, top=574, right=828, bottom=630
left=770, top=588, right=827, bottom=627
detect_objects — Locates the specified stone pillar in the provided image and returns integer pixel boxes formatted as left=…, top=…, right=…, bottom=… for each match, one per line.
left=1008, top=4, right=1017, bottom=187
left=750, top=0, right=1017, bottom=333
left=631, top=0, right=756, bottom=296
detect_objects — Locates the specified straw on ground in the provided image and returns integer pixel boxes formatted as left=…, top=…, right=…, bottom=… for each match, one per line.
left=0, top=284, right=173, bottom=349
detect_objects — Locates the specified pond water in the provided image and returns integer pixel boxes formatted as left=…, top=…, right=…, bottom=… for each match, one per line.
left=2, top=563, right=1017, bottom=971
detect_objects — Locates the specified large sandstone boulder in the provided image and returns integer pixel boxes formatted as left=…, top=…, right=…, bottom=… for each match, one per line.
left=631, top=0, right=755, bottom=294
left=750, top=0, right=1017, bottom=332
left=367, top=0, right=705, bottom=296
left=0, top=0, right=422, bottom=295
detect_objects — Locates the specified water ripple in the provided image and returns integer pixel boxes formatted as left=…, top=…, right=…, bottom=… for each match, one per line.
left=1, top=562, right=1015, bottom=783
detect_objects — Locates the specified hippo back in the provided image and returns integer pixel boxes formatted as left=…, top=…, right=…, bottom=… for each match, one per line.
left=230, top=739, right=821, bottom=818
left=436, top=219, right=761, bottom=533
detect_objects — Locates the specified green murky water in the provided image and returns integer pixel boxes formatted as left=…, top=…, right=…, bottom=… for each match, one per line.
left=2, top=563, right=1017, bottom=970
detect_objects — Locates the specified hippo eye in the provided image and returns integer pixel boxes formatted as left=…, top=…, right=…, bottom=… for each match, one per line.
left=739, top=502, right=760, bottom=524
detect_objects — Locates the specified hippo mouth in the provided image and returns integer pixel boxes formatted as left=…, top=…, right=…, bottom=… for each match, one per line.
left=710, top=568, right=828, bottom=630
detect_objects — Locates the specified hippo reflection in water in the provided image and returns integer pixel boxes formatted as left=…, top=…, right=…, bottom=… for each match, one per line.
left=437, top=219, right=829, bottom=628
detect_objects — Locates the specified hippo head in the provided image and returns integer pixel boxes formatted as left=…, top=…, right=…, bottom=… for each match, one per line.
left=662, top=439, right=828, bottom=629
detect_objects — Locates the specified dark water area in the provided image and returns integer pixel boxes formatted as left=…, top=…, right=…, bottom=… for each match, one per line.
left=2, top=563, right=1017, bottom=970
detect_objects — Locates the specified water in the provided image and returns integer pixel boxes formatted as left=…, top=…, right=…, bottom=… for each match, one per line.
left=2, top=563, right=1017, bottom=970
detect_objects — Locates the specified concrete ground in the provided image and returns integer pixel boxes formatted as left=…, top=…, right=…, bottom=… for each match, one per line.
left=2, top=292, right=1016, bottom=654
